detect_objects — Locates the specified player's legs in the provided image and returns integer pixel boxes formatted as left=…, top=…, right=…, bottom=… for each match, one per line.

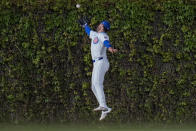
left=92, top=65, right=108, bottom=111
left=93, top=60, right=109, bottom=108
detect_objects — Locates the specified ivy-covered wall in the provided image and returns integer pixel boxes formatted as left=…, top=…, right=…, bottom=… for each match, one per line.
left=0, top=0, right=196, bottom=123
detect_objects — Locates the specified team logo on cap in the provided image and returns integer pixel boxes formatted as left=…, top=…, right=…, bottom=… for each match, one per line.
left=93, top=37, right=99, bottom=44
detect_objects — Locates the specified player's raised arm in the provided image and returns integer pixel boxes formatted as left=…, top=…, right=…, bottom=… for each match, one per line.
left=84, top=25, right=91, bottom=36
left=78, top=16, right=91, bottom=36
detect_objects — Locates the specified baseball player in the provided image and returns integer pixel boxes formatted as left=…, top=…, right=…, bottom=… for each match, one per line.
left=78, top=17, right=117, bottom=120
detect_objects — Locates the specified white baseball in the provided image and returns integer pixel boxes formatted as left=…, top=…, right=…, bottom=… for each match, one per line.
left=76, top=4, right=80, bottom=8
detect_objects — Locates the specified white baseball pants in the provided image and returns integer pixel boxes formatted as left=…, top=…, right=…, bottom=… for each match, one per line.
left=91, top=58, right=109, bottom=108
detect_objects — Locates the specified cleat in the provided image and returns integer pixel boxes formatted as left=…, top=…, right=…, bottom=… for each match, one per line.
left=99, top=108, right=112, bottom=121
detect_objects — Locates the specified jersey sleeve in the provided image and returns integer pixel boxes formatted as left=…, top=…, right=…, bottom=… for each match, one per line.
left=84, top=25, right=91, bottom=36
left=101, top=33, right=112, bottom=48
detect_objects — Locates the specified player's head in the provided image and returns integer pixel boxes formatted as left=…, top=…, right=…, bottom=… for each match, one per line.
left=97, top=20, right=110, bottom=32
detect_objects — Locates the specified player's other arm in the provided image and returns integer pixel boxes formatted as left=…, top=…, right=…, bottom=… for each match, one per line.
left=108, top=47, right=118, bottom=53
left=104, top=40, right=118, bottom=53
left=102, top=36, right=118, bottom=53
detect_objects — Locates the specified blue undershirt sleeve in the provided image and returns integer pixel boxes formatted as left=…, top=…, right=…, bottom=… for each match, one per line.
left=84, top=25, right=91, bottom=36
left=103, top=40, right=112, bottom=48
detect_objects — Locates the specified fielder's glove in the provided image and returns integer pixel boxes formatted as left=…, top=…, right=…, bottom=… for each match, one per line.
left=78, top=16, right=91, bottom=28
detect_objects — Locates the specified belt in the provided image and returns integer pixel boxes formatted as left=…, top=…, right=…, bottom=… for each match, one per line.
left=92, top=57, right=103, bottom=63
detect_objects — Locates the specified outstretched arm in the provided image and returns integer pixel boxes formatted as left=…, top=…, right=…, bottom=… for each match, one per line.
left=78, top=16, right=91, bottom=36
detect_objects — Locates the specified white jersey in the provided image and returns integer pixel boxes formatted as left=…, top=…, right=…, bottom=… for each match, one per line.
left=89, top=31, right=109, bottom=60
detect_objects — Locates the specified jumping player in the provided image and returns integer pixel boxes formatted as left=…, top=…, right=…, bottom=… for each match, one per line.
left=78, top=17, right=118, bottom=120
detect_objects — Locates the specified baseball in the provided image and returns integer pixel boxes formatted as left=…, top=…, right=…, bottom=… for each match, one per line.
left=76, top=4, right=80, bottom=8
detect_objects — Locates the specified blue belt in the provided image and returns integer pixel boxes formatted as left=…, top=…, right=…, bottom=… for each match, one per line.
left=92, top=57, right=103, bottom=63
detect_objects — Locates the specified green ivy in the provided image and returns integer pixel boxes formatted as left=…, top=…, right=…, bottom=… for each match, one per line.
left=0, top=0, right=196, bottom=123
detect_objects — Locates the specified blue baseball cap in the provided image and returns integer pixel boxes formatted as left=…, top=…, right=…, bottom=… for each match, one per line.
left=101, top=20, right=110, bottom=30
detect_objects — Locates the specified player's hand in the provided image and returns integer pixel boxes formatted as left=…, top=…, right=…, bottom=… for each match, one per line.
left=78, top=16, right=91, bottom=28
left=108, top=47, right=118, bottom=54
left=78, top=18, right=87, bottom=27
left=83, top=16, right=91, bottom=25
